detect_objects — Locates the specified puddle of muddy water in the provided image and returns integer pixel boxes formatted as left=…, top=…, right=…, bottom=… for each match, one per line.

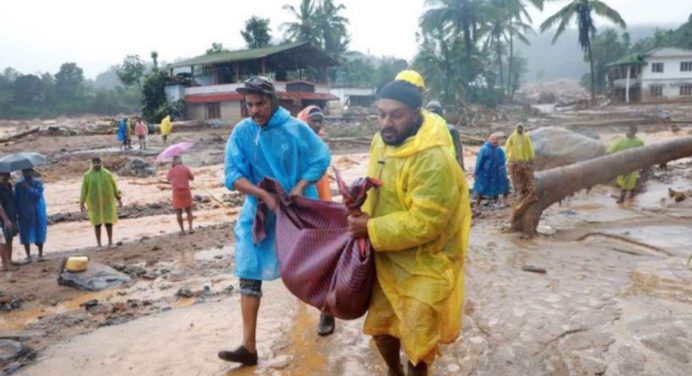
left=0, top=290, right=117, bottom=331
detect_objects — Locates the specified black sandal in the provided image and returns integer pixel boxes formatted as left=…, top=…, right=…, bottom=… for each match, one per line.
left=218, top=346, right=258, bottom=365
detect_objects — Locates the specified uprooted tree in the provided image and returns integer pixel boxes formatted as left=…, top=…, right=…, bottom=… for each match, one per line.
left=512, top=136, right=692, bottom=236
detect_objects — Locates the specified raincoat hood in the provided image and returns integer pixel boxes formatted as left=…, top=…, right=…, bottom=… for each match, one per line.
left=505, top=125, right=535, bottom=162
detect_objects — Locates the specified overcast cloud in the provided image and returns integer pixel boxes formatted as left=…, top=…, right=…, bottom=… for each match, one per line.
left=0, top=0, right=689, bottom=78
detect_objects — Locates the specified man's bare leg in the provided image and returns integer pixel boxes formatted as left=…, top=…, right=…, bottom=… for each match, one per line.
left=23, top=243, right=31, bottom=261
left=374, top=335, right=404, bottom=376
left=175, top=209, right=184, bottom=234
left=185, top=207, right=193, bottom=233
left=94, top=225, right=102, bottom=248
left=105, top=224, right=113, bottom=247
left=1, top=244, right=15, bottom=271
left=241, top=295, right=260, bottom=353
left=37, top=243, right=44, bottom=260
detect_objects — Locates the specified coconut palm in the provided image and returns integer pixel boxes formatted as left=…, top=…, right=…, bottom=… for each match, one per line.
left=316, top=0, right=350, bottom=59
left=421, top=0, right=487, bottom=59
left=540, top=0, right=626, bottom=102
left=282, top=0, right=321, bottom=47
left=506, top=0, right=542, bottom=96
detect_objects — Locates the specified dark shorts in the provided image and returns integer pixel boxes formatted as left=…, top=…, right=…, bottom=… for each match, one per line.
left=239, top=279, right=262, bottom=298
left=138, top=135, right=145, bottom=140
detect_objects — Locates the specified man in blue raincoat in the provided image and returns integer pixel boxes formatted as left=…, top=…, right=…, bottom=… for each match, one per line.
left=219, top=76, right=331, bottom=366
left=14, top=168, right=47, bottom=261
left=473, top=133, right=510, bottom=207
left=117, top=117, right=129, bottom=150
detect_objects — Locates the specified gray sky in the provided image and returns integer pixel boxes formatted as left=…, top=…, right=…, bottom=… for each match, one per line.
left=1, top=0, right=690, bottom=78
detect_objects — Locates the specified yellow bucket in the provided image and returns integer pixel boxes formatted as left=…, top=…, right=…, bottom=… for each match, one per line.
left=64, top=256, right=89, bottom=272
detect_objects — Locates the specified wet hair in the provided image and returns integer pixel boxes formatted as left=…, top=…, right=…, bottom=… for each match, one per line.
left=92, top=157, right=102, bottom=163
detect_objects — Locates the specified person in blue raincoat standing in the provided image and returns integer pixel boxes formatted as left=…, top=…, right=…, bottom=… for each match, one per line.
left=14, top=168, right=47, bottom=261
left=473, top=133, right=510, bottom=207
left=219, top=76, right=331, bottom=366
left=117, top=117, right=129, bottom=150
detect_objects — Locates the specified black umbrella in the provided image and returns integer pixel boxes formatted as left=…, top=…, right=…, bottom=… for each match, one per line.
left=0, top=152, right=48, bottom=173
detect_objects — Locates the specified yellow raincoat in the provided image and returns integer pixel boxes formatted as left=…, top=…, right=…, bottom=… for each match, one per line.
left=80, top=168, right=119, bottom=226
left=160, top=115, right=172, bottom=136
left=424, top=109, right=456, bottom=158
left=362, top=111, right=471, bottom=365
left=504, top=127, right=535, bottom=162
left=607, top=136, right=645, bottom=190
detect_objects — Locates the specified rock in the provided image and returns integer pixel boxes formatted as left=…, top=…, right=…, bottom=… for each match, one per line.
left=0, top=340, right=24, bottom=362
left=80, top=299, right=99, bottom=309
left=2, top=361, right=22, bottom=374
left=528, top=127, right=606, bottom=171
left=49, top=213, right=67, bottom=223
left=522, top=265, right=547, bottom=274
left=176, top=288, right=194, bottom=298
left=115, top=241, right=124, bottom=247
left=58, top=262, right=131, bottom=291
left=0, top=330, right=42, bottom=341
left=141, top=271, right=159, bottom=280
left=117, top=157, right=156, bottom=177
left=0, top=295, right=22, bottom=312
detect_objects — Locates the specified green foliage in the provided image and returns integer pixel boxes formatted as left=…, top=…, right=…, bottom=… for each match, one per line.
left=584, top=28, right=628, bottom=93
left=241, top=16, right=272, bottom=49
left=375, top=58, right=409, bottom=92
left=539, top=0, right=626, bottom=101
left=116, top=55, right=146, bottom=87
left=0, top=63, right=141, bottom=119
left=282, top=0, right=349, bottom=60
left=206, top=43, right=229, bottom=55
left=55, top=62, right=85, bottom=101
left=335, top=57, right=376, bottom=87
left=141, top=70, right=168, bottom=123
left=151, top=51, right=159, bottom=70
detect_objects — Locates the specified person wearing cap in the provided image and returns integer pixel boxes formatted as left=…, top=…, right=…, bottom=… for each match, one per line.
left=219, top=76, right=331, bottom=366
left=80, top=157, right=122, bottom=248
left=394, top=70, right=458, bottom=162
left=347, top=80, right=470, bottom=375
left=426, top=100, right=465, bottom=170
left=297, top=104, right=337, bottom=336
left=505, top=123, right=536, bottom=203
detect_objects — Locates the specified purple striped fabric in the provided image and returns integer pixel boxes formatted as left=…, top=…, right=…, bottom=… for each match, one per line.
left=253, top=171, right=380, bottom=319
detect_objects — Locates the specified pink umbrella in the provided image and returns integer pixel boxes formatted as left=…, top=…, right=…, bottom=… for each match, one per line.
left=155, top=142, right=194, bottom=164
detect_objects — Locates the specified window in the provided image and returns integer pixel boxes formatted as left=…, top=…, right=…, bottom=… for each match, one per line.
left=650, top=86, right=663, bottom=97
left=651, top=62, right=664, bottom=73
left=206, top=102, right=220, bottom=119
left=681, top=62, right=692, bottom=72
left=681, top=85, right=692, bottom=96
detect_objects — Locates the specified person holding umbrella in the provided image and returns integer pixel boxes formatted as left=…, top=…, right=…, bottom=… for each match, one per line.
left=80, top=157, right=122, bottom=248
left=14, top=168, right=48, bottom=261
left=167, top=155, right=194, bottom=234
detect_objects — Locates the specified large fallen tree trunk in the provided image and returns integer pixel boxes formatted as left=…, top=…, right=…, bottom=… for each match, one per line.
left=0, top=127, right=39, bottom=144
left=512, top=136, right=692, bottom=236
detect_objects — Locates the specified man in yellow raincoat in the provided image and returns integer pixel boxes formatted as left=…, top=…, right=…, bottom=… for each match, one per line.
left=394, top=70, right=458, bottom=161
left=160, top=115, right=173, bottom=145
left=504, top=123, right=536, bottom=202
left=80, top=157, right=122, bottom=248
left=607, top=125, right=645, bottom=203
left=348, top=81, right=471, bottom=376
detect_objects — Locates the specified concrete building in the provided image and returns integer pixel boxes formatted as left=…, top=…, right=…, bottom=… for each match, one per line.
left=607, top=47, right=692, bottom=103
left=165, top=42, right=340, bottom=122
left=329, top=87, right=376, bottom=108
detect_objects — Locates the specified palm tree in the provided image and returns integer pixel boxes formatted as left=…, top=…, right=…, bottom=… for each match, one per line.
left=282, top=0, right=321, bottom=46
left=421, top=0, right=487, bottom=59
left=505, top=0, right=542, bottom=96
left=540, top=0, right=626, bottom=102
left=316, top=0, right=350, bottom=59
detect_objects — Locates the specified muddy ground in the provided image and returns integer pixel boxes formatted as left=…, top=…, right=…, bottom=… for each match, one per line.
left=1, top=103, right=692, bottom=375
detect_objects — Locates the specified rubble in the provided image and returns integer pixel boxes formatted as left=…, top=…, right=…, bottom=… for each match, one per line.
left=58, top=262, right=131, bottom=291
left=528, top=127, right=606, bottom=170
left=117, top=158, right=156, bottom=177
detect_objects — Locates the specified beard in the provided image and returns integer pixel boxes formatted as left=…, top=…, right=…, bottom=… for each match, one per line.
left=381, top=118, right=423, bottom=146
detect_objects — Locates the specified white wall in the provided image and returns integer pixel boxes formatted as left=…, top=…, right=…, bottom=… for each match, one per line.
left=640, top=55, right=692, bottom=100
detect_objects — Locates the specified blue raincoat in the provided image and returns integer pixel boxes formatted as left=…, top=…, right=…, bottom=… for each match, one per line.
left=117, top=118, right=128, bottom=143
left=473, top=142, right=510, bottom=197
left=225, top=107, right=331, bottom=281
left=14, top=178, right=47, bottom=245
